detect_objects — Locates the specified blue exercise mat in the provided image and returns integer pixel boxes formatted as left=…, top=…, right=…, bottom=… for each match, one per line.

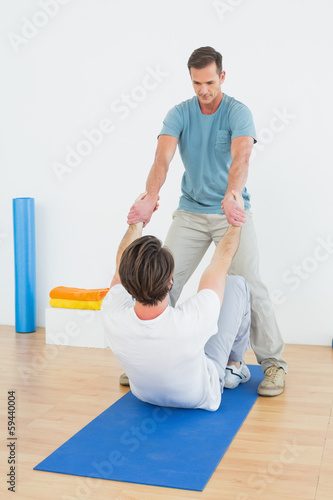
left=34, top=365, right=263, bottom=491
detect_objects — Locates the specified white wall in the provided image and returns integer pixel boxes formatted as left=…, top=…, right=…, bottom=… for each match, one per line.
left=1, top=0, right=332, bottom=345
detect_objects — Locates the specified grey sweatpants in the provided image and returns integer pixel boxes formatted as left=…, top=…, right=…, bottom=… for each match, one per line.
left=204, top=276, right=251, bottom=388
left=164, top=209, right=287, bottom=373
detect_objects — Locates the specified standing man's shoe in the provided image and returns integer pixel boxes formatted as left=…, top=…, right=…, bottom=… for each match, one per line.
left=257, top=364, right=285, bottom=396
left=119, top=372, right=130, bottom=386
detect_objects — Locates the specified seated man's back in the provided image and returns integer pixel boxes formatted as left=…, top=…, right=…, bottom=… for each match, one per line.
left=102, top=284, right=222, bottom=411
left=102, top=190, right=250, bottom=411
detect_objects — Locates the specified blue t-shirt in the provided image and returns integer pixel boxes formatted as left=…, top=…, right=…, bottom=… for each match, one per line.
left=159, top=94, right=257, bottom=213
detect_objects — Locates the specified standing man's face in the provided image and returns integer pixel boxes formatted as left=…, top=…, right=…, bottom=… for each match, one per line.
left=190, top=62, right=225, bottom=106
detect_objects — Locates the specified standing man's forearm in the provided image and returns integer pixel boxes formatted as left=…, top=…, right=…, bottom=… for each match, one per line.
left=222, top=136, right=253, bottom=226
left=126, top=159, right=166, bottom=227
left=224, top=157, right=249, bottom=197
left=144, top=158, right=169, bottom=204
left=146, top=134, right=178, bottom=197
left=127, top=135, right=178, bottom=226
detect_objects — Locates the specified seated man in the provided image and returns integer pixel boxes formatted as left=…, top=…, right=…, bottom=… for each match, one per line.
left=101, top=191, right=251, bottom=411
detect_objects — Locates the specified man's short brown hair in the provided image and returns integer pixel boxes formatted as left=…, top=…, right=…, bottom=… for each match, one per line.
left=187, top=46, right=223, bottom=74
left=119, top=235, right=174, bottom=306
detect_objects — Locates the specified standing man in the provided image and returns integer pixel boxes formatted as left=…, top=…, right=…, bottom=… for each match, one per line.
left=127, top=46, right=287, bottom=396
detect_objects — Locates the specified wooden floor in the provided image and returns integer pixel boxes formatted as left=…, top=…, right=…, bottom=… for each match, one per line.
left=1, top=325, right=332, bottom=500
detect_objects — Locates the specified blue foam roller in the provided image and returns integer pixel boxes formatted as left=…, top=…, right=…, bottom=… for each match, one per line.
left=13, top=198, right=36, bottom=333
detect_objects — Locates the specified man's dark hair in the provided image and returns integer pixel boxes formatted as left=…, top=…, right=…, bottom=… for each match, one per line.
left=187, top=46, right=223, bottom=75
left=119, top=235, right=174, bottom=306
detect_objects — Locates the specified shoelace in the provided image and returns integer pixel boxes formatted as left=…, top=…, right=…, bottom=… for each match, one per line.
left=264, top=365, right=280, bottom=382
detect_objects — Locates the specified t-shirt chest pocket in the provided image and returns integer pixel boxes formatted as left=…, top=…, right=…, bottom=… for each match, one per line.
left=215, top=130, right=231, bottom=153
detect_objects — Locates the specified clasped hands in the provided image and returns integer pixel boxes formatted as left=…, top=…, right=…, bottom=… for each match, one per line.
left=127, top=192, right=159, bottom=227
left=127, top=190, right=245, bottom=228
left=221, top=190, right=246, bottom=227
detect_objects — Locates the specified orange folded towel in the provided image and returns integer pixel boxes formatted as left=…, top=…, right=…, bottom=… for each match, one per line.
left=49, top=286, right=109, bottom=301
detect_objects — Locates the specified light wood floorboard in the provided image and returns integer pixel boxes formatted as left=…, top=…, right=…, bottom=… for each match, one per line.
left=1, top=325, right=332, bottom=500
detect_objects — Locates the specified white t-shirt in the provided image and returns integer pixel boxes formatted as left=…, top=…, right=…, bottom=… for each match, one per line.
left=101, top=284, right=221, bottom=411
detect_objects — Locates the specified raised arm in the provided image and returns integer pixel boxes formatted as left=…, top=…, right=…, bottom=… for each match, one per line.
left=127, top=135, right=178, bottom=227
left=221, top=136, right=254, bottom=226
left=110, top=222, right=143, bottom=288
left=198, top=191, right=243, bottom=305
left=110, top=193, right=147, bottom=288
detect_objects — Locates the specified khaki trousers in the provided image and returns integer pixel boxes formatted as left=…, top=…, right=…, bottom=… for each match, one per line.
left=164, top=210, right=287, bottom=373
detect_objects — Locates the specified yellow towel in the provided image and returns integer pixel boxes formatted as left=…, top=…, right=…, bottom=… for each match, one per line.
left=49, top=298, right=103, bottom=310
left=49, top=287, right=109, bottom=301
